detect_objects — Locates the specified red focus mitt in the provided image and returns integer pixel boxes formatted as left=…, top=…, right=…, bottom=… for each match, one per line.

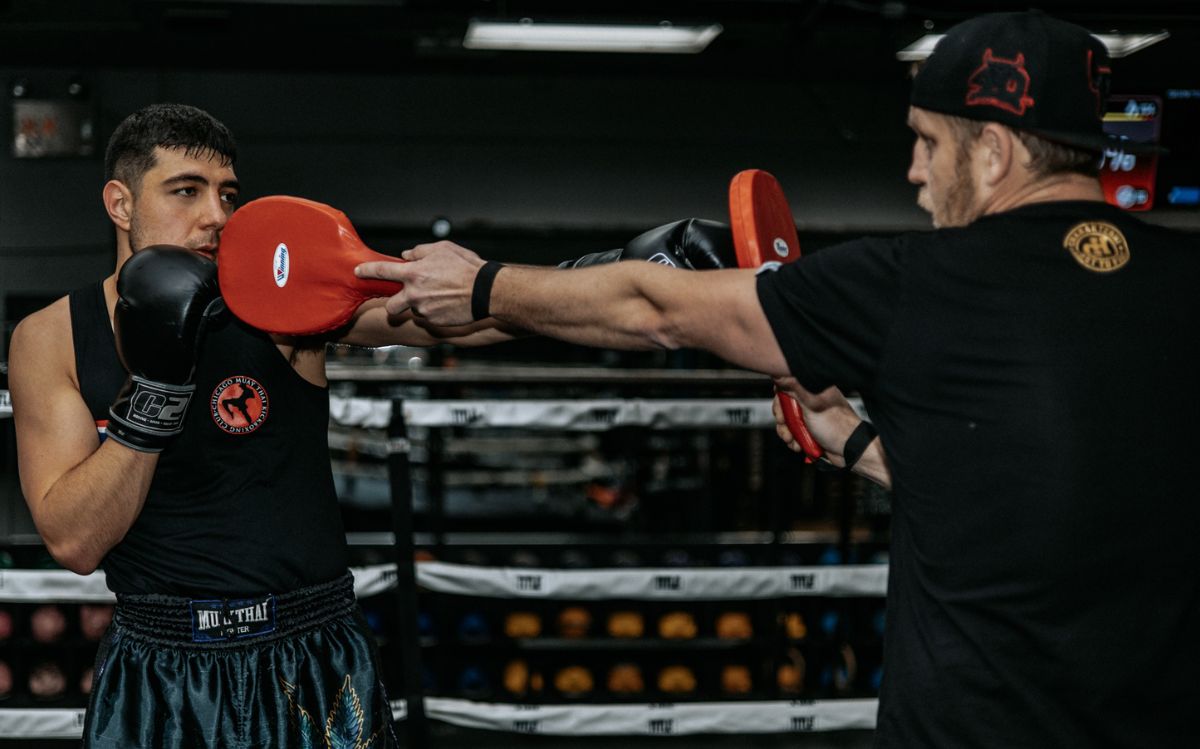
left=217, top=196, right=402, bottom=335
left=728, top=169, right=824, bottom=462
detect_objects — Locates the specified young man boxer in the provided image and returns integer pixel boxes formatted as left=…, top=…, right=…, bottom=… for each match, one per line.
left=358, top=12, right=1200, bottom=747
left=7, top=103, right=733, bottom=747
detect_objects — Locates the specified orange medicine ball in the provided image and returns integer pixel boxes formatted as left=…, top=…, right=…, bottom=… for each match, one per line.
left=778, top=662, right=804, bottom=693
left=721, top=664, right=753, bottom=694
left=606, top=610, right=645, bottom=638
left=554, top=666, right=594, bottom=695
left=657, top=665, right=697, bottom=693
left=783, top=612, right=807, bottom=640
left=607, top=663, right=645, bottom=693
left=557, top=607, right=592, bottom=638
left=504, top=611, right=542, bottom=639
left=715, top=611, right=753, bottom=639
left=658, top=611, right=698, bottom=639
left=503, top=660, right=530, bottom=695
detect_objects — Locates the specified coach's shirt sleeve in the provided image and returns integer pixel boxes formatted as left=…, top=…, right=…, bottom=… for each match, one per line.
left=755, top=235, right=908, bottom=393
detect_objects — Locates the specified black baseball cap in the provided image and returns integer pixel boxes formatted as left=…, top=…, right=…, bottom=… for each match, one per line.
left=910, top=11, right=1156, bottom=154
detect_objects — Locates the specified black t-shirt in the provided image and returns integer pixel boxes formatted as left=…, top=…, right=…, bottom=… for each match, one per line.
left=70, top=281, right=349, bottom=597
left=757, top=202, right=1200, bottom=747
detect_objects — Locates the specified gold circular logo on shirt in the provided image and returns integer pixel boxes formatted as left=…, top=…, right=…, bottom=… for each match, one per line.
left=1063, top=221, right=1130, bottom=273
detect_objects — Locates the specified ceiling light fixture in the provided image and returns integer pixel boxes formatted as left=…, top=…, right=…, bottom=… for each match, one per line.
left=896, top=30, right=1169, bottom=61
left=464, top=19, right=724, bottom=54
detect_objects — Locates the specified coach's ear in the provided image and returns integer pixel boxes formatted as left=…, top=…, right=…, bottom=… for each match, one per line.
left=978, top=123, right=1017, bottom=187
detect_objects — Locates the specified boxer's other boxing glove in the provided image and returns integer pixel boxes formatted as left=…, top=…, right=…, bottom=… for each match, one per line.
left=558, top=218, right=735, bottom=270
left=107, top=247, right=224, bottom=452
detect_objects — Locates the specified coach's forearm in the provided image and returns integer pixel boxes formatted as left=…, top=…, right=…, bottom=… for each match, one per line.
left=489, top=263, right=683, bottom=350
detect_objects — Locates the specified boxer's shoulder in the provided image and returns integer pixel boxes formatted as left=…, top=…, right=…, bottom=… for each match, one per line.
left=8, top=296, right=80, bottom=394
left=11, top=295, right=72, bottom=360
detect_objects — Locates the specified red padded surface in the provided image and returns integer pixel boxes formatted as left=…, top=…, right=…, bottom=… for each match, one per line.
left=218, top=195, right=402, bottom=335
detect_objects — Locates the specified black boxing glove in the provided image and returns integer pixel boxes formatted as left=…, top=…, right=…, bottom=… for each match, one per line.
left=558, top=218, right=735, bottom=270
left=107, top=246, right=225, bottom=453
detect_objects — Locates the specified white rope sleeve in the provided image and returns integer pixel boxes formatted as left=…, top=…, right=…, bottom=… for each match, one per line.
left=0, top=563, right=887, bottom=602
left=0, top=708, right=88, bottom=739
left=0, top=699, right=878, bottom=738
left=330, top=398, right=777, bottom=430
left=418, top=697, right=878, bottom=735
left=366, top=561, right=888, bottom=600
left=0, top=569, right=116, bottom=603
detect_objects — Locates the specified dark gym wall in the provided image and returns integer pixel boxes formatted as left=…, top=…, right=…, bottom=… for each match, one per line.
left=0, top=64, right=921, bottom=325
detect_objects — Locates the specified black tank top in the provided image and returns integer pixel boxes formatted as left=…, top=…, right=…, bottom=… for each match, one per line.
left=68, top=282, right=125, bottom=436
left=69, top=281, right=348, bottom=596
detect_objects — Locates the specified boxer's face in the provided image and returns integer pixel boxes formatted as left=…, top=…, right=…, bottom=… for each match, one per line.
left=128, top=146, right=239, bottom=261
left=906, top=107, right=980, bottom=228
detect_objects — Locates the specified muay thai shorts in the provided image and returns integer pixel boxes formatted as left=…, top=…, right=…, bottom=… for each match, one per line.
left=83, top=572, right=398, bottom=748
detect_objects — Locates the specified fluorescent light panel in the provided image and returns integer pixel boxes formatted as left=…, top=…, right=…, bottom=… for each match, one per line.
left=896, top=30, right=1170, bottom=61
left=464, top=19, right=723, bottom=54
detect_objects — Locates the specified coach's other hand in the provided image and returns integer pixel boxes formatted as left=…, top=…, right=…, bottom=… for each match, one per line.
left=771, top=377, right=859, bottom=464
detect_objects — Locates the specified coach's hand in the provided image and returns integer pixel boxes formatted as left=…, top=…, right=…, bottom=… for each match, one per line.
left=356, top=241, right=485, bottom=324
left=107, top=246, right=224, bottom=452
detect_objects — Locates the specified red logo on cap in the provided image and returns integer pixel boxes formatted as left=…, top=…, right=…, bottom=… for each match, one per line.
left=966, top=49, right=1036, bottom=116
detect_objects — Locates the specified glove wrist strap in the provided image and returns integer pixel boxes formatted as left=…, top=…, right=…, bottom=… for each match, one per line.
left=471, top=261, right=505, bottom=321
left=107, top=376, right=194, bottom=453
left=841, top=420, right=878, bottom=470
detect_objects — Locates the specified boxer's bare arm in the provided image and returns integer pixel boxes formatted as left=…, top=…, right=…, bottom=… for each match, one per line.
left=334, top=298, right=523, bottom=349
left=9, top=300, right=157, bottom=575
left=278, top=299, right=526, bottom=387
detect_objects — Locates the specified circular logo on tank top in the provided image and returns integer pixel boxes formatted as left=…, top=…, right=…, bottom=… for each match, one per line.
left=1063, top=221, right=1130, bottom=273
left=210, top=376, right=269, bottom=435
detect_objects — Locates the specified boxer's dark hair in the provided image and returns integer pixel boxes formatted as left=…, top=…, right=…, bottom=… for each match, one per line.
left=104, top=103, right=237, bottom=189
left=944, top=113, right=1099, bottom=178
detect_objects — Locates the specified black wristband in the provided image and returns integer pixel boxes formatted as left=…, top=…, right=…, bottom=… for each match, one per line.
left=471, top=261, right=504, bottom=321
left=841, top=420, right=878, bottom=470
